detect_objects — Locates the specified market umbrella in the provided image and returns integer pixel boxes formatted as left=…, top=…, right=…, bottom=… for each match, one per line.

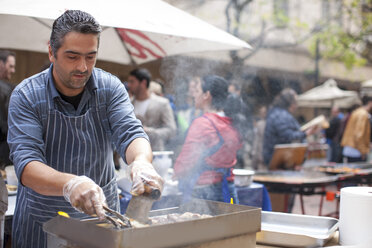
left=297, top=79, right=361, bottom=108
left=0, top=0, right=251, bottom=65
left=360, top=79, right=372, bottom=97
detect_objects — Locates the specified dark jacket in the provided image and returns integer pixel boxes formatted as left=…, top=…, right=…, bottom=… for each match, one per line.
left=263, top=107, right=306, bottom=166
left=325, top=116, right=342, bottom=142
left=0, top=79, right=14, bottom=166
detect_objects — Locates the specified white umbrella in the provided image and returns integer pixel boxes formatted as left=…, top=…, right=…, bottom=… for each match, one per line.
left=297, top=79, right=361, bottom=108
left=0, top=0, right=251, bottom=65
left=362, top=79, right=372, bottom=88
left=360, top=79, right=372, bottom=97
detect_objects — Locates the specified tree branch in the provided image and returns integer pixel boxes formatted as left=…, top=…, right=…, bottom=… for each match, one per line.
left=225, top=0, right=234, bottom=33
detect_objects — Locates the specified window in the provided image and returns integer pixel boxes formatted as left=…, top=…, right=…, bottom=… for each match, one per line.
left=335, top=0, right=343, bottom=25
left=321, top=0, right=331, bottom=21
left=273, top=0, right=289, bottom=27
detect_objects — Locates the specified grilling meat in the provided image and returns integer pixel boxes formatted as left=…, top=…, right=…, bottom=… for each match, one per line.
left=96, top=212, right=212, bottom=229
left=150, top=212, right=212, bottom=225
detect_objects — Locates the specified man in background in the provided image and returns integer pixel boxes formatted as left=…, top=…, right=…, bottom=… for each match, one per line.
left=263, top=88, right=317, bottom=168
left=0, top=50, right=16, bottom=168
left=341, top=96, right=372, bottom=162
left=325, top=106, right=343, bottom=163
left=252, top=105, right=267, bottom=171
left=128, top=68, right=176, bottom=151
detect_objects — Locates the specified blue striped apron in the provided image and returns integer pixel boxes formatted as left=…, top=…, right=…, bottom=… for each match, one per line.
left=12, top=89, right=119, bottom=248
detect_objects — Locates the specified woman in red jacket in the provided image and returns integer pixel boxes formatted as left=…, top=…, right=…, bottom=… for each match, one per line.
left=174, top=75, right=247, bottom=203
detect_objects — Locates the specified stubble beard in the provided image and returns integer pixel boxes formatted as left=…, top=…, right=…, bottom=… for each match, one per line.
left=67, top=71, right=90, bottom=89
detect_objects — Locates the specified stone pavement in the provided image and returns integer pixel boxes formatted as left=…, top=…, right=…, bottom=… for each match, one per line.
left=288, top=158, right=340, bottom=217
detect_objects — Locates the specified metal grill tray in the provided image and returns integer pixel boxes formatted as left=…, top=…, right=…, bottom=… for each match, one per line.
left=253, top=171, right=339, bottom=185
left=257, top=211, right=338, bottom=248
left=44, top=199, right=261, bottom=248
left=315, top=163, right=372, bottom=175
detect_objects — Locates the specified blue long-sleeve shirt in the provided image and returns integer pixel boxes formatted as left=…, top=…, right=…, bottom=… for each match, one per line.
left=8, top=65, right=147, bottom=181
left=7, top=65, right=149, bottom=248
left=263, top=107, right=306, bottom=166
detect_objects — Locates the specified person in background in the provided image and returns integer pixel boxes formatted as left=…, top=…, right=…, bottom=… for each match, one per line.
left=252, top=105, right=267, bottom=171
left=170, top=77, right=202, bottom=157
left=263, top=88, right=318, bottom=213
left=0, top=50, right=16, bottom=169
left=228, top=81, right=241, bottom=96
left=336, top=104, right=360, bottom=150
left=325, top=106, right=343, bottom=163
left=174, top=75, right=247, bottom=203
left=175, top=77, right=201, bottom=135
left=341, top=96, right=372, bottom=162
left=7, top=10, right=164, bottom=247
left=127, top=68, right=176, bottom=151
left=149, top=80, right=163, bottom=96
left=263, top=88, right=318, bottom=168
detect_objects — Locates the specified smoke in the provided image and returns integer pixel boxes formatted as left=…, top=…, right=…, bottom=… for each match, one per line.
left=159, top=55, right=226, bottom=109
left=157, top=55, right=255, bottom=206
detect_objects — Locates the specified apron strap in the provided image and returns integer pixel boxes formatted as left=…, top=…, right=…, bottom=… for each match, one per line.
left=213, top=167, right=231, bottom=203
left=179, top=115, right=231, bottom=203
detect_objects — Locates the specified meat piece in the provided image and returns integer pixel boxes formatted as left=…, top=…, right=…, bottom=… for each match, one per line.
left=150, top=212, right=212, bottom=225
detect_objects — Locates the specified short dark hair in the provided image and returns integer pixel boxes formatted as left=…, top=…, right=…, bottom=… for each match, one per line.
left=129, top=68, right=152, bottom=88
left=272, top=88, right=297, bottom=109
left=50, top=10, right=102, bottom=57
left=224, top=93, right=249, bottom=137
left=201, top=75, right=228, bottom=110
left=0, top=50, right=15, bottom=63
left=362, top=95, right=372, bottom=105
left=200, top=75, right=248, bottom=136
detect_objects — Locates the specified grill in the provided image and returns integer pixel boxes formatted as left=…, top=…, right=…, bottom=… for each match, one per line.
left=44, top=199, right=261, bottom=248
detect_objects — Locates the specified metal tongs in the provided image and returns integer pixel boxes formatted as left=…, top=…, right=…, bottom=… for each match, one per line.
left=103, top=205, right=132, bottom=229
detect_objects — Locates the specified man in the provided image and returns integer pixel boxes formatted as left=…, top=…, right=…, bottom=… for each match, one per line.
left=0, top=50, right=16, bottom=168
left=325, top=106, right=343, bottom=163
left=252, top=105, right=267, bottom=171
left=341, top=96, right=372, bottom=162
left=263, top=88, right=317, bottom=168
left=127, top=68, right=176, bottom=151
left=7, top=10, right=163, bottom=247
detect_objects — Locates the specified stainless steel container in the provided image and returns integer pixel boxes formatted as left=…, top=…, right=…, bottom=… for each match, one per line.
left=44, top=199, right=261, bottom=248
left=257, top=211, right=338, bottom=247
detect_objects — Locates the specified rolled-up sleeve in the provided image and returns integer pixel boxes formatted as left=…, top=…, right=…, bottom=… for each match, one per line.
left=7, top=88, right=46, bottom=180
left=105, top=76, right=148, bottom=163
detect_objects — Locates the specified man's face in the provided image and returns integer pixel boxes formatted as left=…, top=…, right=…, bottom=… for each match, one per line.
left=127, top=75, right=144, bottom=98
left=0, top=55, right=16, bottom=81
left=193, top=80, right=207, bottom=109
left=288, top=95, right=298, bottom=114
left=49, top=31, right=98, bottom=96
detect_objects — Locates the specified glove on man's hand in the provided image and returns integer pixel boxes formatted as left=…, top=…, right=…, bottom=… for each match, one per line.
left=63, top=176, right=106, bottom=219
left=128, top=161, right=164, bottom=196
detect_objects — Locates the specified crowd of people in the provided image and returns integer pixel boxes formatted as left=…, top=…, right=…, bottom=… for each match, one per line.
left=0, top=9, right=252, bottom=247
left=327, top=97, right=372, bottom=163
left=1, top=8, right=372, bottom=248
left=4, top=10, right=164, bottom=247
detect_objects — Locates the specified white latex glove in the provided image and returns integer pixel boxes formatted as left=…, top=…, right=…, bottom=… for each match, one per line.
left=63, top=176, right=106, bottom=219
left=128, top=161, right=164, bottom=196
